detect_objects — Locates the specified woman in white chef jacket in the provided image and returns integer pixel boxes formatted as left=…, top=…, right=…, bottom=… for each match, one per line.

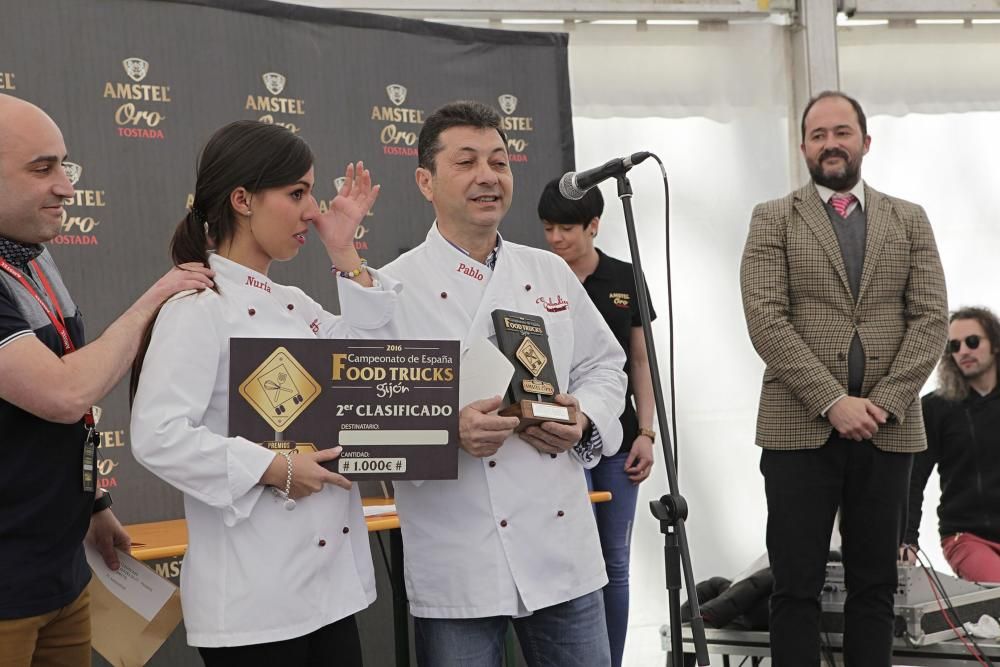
left=129, top=120, right=381, bottom=667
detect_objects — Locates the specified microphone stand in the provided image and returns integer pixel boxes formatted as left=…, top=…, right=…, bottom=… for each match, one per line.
left=614, top=172, right=709, bottom=666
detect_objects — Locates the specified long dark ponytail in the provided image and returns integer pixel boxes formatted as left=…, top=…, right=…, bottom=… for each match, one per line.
left=129, top=121, right=314, bottom=404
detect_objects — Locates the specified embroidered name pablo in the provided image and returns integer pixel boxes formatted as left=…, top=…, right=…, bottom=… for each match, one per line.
left=456, top=263, right=484, bottom=281
left=245, top=275, right=271, bottom=293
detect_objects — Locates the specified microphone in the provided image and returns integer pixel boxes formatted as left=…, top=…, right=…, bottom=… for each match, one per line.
left=558, top=151, right=651, bottom=200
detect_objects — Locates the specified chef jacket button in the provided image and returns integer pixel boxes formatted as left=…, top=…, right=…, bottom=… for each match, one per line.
left=524, top=284, right=531, bottom=291
left=557, top=510, right=565, bottom=517
left=488, top=460, right=497, bottom=468
left=287, top=303, right=294, bottom=310
left=248, top=308, right=256, bottom=316
left=440, top=291, right=448, bottom=299
left=318, top=539, right=327, bottom=547
left=343, top=526, right=350, bottom=534
left=550, top=453, right=557, bottom=459
left=500, top=519, right=508, bottom=528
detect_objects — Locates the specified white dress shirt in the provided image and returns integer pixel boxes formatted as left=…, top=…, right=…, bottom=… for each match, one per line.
left=815, top=179, right=866, bottom=216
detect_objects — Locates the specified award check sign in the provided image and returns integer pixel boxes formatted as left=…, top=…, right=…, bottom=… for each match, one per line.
left=229, top=339, right=459, bottom=481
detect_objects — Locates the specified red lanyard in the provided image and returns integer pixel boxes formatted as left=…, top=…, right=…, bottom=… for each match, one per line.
left=0, top=257, right=76, bottom=353
left=0, top=256, right=94, bottom=426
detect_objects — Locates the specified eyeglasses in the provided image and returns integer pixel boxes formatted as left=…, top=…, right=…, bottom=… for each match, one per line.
left=948, top=335, right=982, bottom=353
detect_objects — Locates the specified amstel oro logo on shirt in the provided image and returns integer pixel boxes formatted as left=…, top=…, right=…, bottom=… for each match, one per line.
left=245, top=71, right=305, bottom=134
left=102, top=57, right=171, bottom=140
left=609, top=291, right=631, bottom=309
left=51, top=162, right=106, bottom=248
left=0, top=70, right=15, bottom=90
left=496, top=92, right=533, bottom=164
left=371, top=83, right=424, bottom=158
left=239, top=347, right=321, bottom=438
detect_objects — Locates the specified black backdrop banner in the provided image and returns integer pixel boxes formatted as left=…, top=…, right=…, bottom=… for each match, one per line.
left=3, top=0, right=572, bottom=521
left=2, top=1, right=573, bottom=664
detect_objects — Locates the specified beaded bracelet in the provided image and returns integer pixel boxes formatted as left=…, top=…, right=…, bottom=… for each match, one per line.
left=331, top=258, right=368, bottom=279
left=271, top=451, right=296, bottom=511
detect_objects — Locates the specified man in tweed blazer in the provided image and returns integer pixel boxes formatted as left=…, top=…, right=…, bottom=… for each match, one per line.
left=740, top=91, right=948, bottom=666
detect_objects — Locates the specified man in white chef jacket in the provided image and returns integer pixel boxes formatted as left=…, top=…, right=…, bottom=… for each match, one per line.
left=335, top=101, right=627, bottom=666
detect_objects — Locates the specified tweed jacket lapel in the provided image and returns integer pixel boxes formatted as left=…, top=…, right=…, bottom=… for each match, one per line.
left=856, top=185, right=890, bottom=305
left=793, top=184, right=852, bottom=299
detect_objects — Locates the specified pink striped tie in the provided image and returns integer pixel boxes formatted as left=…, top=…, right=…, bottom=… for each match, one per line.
left=830, top=193, right=856, bottom=218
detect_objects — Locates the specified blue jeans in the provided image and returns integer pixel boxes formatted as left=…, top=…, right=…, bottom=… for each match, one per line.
left=413, top=591, right=611, bottom=667
left=586, top=449, right=639, bottom=667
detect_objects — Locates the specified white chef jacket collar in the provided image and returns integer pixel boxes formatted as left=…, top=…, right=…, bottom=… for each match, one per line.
left=429, top=222, right=503, bottom=270
left=208, top=253, right=273, bottom=292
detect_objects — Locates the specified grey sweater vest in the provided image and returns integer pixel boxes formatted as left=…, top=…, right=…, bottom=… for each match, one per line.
left=825, top=201, right=866, bottom=396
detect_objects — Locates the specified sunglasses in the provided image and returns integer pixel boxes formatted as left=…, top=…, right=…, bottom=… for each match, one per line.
left=948, top=335, right=982, bottom=354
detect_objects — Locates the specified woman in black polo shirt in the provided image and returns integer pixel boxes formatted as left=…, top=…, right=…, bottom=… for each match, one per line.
left=538, top=178, right=656, bottom=667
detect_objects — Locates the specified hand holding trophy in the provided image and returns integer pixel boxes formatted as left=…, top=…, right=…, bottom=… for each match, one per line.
left=491, top=309, right=577, bottom=431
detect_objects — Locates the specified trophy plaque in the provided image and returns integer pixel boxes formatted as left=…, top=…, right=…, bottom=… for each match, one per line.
left=491, top=309, right=576, bottom=429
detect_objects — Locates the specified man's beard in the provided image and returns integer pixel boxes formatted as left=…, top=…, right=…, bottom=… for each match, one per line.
left=809, top=148, right=861, bottom=192
left=962, top=359, right=997, bottom=382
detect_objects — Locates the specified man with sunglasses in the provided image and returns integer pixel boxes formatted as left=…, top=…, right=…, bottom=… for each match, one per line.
left=740, top=91, right=948, bottom=666
left=904, top=307, right=1000, bottom=582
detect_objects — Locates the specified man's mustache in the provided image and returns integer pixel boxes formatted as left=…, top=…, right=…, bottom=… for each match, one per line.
left=819, top=148, right=851, bottom=162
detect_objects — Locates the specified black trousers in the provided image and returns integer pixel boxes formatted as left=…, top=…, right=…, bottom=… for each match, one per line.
left=760, top=435, right=912, bottom=667
left=198, top=615, right=363, bottom=667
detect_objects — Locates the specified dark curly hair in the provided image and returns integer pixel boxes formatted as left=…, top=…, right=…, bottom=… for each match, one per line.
left=936, top=306, right=1000, bottom=402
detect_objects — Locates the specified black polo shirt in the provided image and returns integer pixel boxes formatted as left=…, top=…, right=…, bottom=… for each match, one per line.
left=0, top=243, right=93, bottom=620
left=582, top=249, right=656, bottom=456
